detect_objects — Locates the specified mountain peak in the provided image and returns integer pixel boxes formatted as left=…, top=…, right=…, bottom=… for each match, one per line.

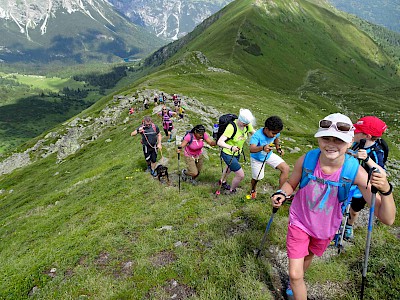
left=0, top=0, right=116, bottom=40
left=0, top=0, right=164, bottom=64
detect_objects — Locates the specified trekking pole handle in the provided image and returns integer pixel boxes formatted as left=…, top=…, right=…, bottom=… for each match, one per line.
left=270, top=193, right=286, bottom=211
left=367, top=167, right=380, bottom=194
left=359, top=138, right=366, bottom=150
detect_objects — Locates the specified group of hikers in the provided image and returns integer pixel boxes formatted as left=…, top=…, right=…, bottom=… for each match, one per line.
left=131, top=103, right=396, bottom=300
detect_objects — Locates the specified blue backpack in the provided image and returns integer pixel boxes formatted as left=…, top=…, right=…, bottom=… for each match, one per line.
left=299, top=149, right=359, bottom=207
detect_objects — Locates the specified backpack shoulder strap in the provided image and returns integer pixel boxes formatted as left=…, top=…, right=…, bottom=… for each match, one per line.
left=337, top=154, right=359, bottom=202
left=226, top=120, right=238, bottom=142
left=187, top=132, right=194, bottom=145
left=299, top=149, right=359, bottom=203
left=300, top=149, right=320, bottom=189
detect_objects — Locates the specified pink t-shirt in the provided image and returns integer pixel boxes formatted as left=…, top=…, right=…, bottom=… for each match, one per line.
left=184, top=132, right=209, bottom=157
left=289, top=160, right=343, bottom=239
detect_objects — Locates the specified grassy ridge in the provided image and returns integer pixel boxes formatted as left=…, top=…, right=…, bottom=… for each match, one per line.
left=0, top=62, right=399, bottom=298
left=159, top=0, right=399, bottom=91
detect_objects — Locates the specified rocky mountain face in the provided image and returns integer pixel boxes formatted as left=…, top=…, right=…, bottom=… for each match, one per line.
left=107, top=0, right=232, bottom=40
left=0, top=0, right=163, bottom=64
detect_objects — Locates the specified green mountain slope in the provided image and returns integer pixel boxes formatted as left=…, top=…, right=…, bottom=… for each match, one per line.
left=0, top=0, right=399, bottom=299
left=146, top=0, right=398, bottom=91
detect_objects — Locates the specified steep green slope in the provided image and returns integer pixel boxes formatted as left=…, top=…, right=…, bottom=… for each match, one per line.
left=147, top=0, right=398, bottom=91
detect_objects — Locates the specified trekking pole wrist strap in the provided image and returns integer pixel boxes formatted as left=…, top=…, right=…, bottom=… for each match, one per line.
left=379, top=182, right=393, bottom=196
left=271, top=189, right=287, bottom=198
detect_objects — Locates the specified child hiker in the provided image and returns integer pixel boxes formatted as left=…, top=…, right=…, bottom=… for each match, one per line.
left=217, top=108, right=256, bottom=194
left=131, top=116, right=162, bottom=177
left=249, top=116, right=290, bottom=199
left=271, top=113, right=395, bottom=300
left=345, top=116, right=388, bottom=240
left=177, top=125, right=216, bottom=185
left=157, top=105, right=177, bottom=142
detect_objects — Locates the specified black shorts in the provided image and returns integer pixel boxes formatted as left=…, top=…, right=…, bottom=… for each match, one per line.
left=142, top=144, right=157, bottom=163
left=351, top=196, right=366, bottom=212
left=163, top=124, right=173, bottom=136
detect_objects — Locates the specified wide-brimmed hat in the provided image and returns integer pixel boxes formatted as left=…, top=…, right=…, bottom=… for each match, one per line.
left=314, top=113, right=354, bottom=143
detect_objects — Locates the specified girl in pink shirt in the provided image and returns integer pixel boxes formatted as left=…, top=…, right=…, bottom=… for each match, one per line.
left=177, top=125, right=216, bottom=184
left=271, top=113, right=395, bottom=300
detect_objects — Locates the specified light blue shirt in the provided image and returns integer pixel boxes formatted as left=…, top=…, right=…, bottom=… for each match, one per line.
left=250, top=128, right=280, bottom=161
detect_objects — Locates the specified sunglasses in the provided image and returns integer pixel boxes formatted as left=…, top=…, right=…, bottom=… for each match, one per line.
left=319, top=119, right=354, bottom=132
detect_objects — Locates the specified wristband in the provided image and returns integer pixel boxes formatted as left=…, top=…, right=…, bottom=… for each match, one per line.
left=379, top=182, right=393, bottom=196
left=178, top=146, right=182, bottom=150
left=230, top=146, right=233, bottom=152
left=363, top=156, right=370, bottom=163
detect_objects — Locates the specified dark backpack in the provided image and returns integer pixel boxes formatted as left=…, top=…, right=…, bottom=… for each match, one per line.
left=373, top=138, right=389, bottom=165
left=215, top=114, right=248, bottom=142
left=182, top=131, right=194, bottom=146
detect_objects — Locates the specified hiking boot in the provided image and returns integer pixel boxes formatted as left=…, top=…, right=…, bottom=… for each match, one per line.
left=181, top=169, right=189, bottom=181
left=250, top=189, right=257, bottom=199
left=218, top=180, right=230, bottom=190
left=344, top=224, right=354, bottom=240
left=145, top=166, right=151, bottom=172
left=151, top=169, right=157, bottom=177
left=286, top=282, right=294, bottom=299
left=189, top=178, right=198, bottom=186
left=224, top=188, right=237, bottom=195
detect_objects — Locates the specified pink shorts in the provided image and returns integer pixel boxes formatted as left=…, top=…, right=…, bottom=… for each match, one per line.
left=287, top=223, right=332, bottom=259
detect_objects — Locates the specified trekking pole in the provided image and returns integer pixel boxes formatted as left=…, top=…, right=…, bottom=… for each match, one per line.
left=215, top=153, right=235, bottom=196
left=255, top=206, right=279, bottom=258
left=338, top=139, right=366, bottom=253
left=178, top=151, right=181, bottom=194
left=337, top=199, right=351, bottom=254
left=256, top=149, right=269, bottom=181
left=360, top=167, right=379, bottom=300
left=255, top=191, right=287, bottom=258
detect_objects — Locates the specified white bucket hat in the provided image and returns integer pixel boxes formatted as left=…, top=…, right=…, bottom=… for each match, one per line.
left=314, top=113, right=354, bottom=143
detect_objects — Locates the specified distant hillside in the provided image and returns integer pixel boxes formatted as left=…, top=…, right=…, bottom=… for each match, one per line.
left=0, top=0, right=164, bottom=64
left=328, top=0, right=400, bottom=33
left=144, top=0, right=399, bottom=91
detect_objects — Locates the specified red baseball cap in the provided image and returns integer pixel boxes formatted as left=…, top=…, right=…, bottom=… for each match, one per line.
left=353, top=116, right=387, bottom=137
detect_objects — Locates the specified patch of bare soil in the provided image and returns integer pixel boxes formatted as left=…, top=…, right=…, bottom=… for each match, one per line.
left=113, top=261, right=134, bottom=278
left=145, top=279, right=196, bottom=300
left=150, top=250, right=177, bottom=267
left=94, top=251, right=110, bottom=268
